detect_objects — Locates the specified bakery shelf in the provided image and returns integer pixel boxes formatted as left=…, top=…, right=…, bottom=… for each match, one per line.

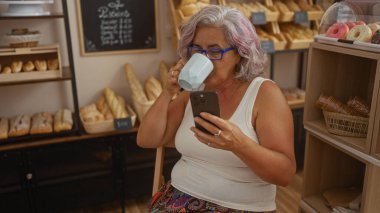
left=0, top=66, right=72, bottom=86
left=0, top=13, right=64, bottom=20
left=301, top=195, right=333, bottom=213
left=288, top=99, right=304, bottom=109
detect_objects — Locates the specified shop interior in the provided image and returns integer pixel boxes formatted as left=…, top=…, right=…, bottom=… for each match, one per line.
left=0, top=0, right=379, bottom=212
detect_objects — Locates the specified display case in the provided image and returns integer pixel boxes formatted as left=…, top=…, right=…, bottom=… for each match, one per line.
left=301, top=42, right=380, bottom=212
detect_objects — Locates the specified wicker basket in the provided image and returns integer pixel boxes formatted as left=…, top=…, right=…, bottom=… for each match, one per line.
left=323, top=111, right=369, bottom=138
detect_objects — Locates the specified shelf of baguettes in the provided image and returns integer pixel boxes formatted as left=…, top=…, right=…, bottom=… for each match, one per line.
left=278, top=22, right=316, bottom=49
left=304, top=42, right=380, bottom=155
left=272, top=0, right=323, bottom=22
left=0, top=13, right=64, bottom=20
left=221, top=0, right=279, bottom=22
left=0, top=44, right=62, bottom=84
left=300, top=133, right=380, bottom=212
left=256, top=24, right=286, bottom=50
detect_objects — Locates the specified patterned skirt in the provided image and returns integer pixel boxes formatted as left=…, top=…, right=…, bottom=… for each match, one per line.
left=148, top=181, right=276, bottom=213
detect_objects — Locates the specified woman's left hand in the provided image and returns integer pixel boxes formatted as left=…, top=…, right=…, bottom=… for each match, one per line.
left=190, top=112, right=247, bottom=152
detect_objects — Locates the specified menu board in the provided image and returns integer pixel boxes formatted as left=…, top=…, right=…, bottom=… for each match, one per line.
left=77, top=0, right=159, bottom=56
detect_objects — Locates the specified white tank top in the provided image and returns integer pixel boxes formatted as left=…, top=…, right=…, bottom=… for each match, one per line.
left=171, top=77, right=276, bottom=212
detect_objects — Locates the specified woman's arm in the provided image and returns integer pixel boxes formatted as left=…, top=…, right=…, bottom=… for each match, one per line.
left=137, top=61, right=188, bottom=148
left=191, top=81, right=296, bottom=186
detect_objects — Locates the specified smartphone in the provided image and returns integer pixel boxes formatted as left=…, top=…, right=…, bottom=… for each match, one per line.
left=190, top=91, right=220, bottom=134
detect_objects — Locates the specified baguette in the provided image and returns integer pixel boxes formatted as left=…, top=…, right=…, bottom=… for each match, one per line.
left=144, top=74, right=163, bottom=101
left=103, top=87, right=129, bottom=119
left=124, top=64, right=148, bottom=102
left=96, top=95, right=114, bottom=120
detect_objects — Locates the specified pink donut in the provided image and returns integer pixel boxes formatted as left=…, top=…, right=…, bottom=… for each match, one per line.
left=326, top=23, right=349, bottom=39
left=347, top=25, right=372, bottom=42
left=346, top=22, right=356, bottom=29
left=355, top=21, right=366, bottom=25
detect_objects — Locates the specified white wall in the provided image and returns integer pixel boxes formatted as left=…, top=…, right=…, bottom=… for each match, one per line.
left=0, top=1, right=300, bottom=117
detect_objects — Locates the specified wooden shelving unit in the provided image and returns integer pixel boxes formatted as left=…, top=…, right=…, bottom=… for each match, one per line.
left=301, top=42, right=380, bottom=212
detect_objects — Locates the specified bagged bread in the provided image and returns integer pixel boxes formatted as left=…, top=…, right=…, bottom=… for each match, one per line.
left=145, top=74, right=163, bottom=101
left=9, top=114, right=31, bottom=137
left=30, top=112, right=53, bottom=134
left=54, top=109, right=73, bottom=132
left=124, top=64, right=148, bottom=102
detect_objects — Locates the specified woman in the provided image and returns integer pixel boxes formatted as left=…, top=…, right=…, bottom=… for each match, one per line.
left=137, top=5, right=296, bottom=213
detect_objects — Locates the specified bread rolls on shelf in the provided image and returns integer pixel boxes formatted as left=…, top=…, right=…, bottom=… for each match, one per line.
left=22, top=61, right=35, bottom=72
left=103, top=87, right=129, bottom=119
left=1, top=66, right=11, bottom=74
left=80, top=103, right=105, bottom=122
left=47, top=58, right=59, bottom=70
left=34, top=60, right=47, bottom=71
left=8, top=114, right=30, bottom=137
left=0, top=118, right=9, bottom=139
left=11, top=60, right=22, bottom=73
left=54, top=109, right=73, bottom=132
left=30, top=112, right=53, bottom=134
left=145, top=74, right=163, bottom=101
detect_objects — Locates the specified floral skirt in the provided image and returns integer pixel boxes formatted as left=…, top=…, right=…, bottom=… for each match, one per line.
left=148, top=181, right=276, bottom=213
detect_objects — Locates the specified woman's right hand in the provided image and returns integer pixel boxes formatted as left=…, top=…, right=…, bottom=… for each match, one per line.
left=166, top=59, right=185, bottom=96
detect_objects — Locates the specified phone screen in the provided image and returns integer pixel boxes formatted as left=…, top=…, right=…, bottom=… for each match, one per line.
left=190, top=91, right=220, bottom=134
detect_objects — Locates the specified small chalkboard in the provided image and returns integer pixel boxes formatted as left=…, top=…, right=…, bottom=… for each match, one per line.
left=260, top=40, right=275, bottom=53
left=114, top=117, right=133, bottom=131
left=294, top=11, right=308, bottom=24
left=251, top=12, right=267, bottom=25
left=77, top=0, right=159, bottom=56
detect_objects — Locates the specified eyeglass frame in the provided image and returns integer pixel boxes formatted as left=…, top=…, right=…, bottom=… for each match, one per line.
left=187, top=44, right=235, bottom=60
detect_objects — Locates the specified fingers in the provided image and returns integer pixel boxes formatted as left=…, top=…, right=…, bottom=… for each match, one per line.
left=166, top=60, right=185, bottom=94
left=199, top=112, right=229, bottom=130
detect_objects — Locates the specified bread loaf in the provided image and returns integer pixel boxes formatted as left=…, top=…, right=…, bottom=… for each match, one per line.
left=80, top=104, right=105, bottom=123
left=47, top=58, right=59, bottom=70
left=30, top=112, right=53, bottom=134
left=96, top=95, right=114, bottom=120
left=104, top=87, right=128, bottom=119
left=124, top=64, right=148, bottom=102
left=11, top=61, right=23, bottom=73
left=347, top=96, right=370, bottom=117
left=54, top=109, right=73, bottom=132
left=9, top=115, right=30, bottom=137
left=145, top=74, right=163, bottom=101
left=35, top=60, right=47, bottom=71
left=23, top=61, right=35, bottom=72
left=0, top=118, right=9, bottom=139
left=315, top=94, right=360, bottom=116
left=2, top=66, right=11, bottom=74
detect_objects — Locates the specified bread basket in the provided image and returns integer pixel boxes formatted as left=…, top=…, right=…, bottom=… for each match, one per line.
left=4, top=33, right=41, bottom=48
left=81, top=105, right=136, bottom=134
left=323, top=111, right=369, bottom=138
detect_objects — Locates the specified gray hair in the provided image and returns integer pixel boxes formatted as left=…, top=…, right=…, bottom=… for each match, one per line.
left=178, top=5, right=267, bottom=81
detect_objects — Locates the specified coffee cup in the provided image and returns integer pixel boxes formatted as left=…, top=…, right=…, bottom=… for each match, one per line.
left=178, top=53, right=214, bottom=91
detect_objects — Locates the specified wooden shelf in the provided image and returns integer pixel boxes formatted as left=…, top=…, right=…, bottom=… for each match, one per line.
left=302, top=195, right=332, bottom=213
left=0, top=13, right=64, bottom=20
left=288, top=99, right=304, bottom=109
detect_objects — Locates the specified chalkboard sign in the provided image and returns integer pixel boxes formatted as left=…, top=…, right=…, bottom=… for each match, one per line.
left=77, top=0, right=159, bottom=56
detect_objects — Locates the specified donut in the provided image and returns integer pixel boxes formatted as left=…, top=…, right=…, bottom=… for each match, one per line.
left=326, top=23, right=349, bottom=39
left=347, top=25, right=372, bottom=42
left=345, top=22, right=356, bottom=29
left=355, top=21, right=366, bottom=25
left=368, top=23, right=380, bottom=35
left=371, top=29, right=380, bottom=44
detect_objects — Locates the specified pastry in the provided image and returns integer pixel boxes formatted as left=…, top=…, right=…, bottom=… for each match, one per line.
left=22, top=61, right=35, bottom=72
left=30, top=112, right=53, bottom=134
left=47, top=58, right=59, bottom=70
left=96, top=95, right=114, bottom=120
left=347, top=96, right=370, bottom=117
left=2, top=66, right=11, bottom=74
left=54, top=109, right=73, bottom=132
left=34, top=60, right=47, bottom=71
left=80, top=104, right=105, bottom=123
left=145, top=74, right=163, bottom=101
left=11, top=61, right=23, bottom=73
left=315, top=94, right=359, bottom=116
left=11, top=28, right=28, bottom=35
left=103, top=87, right=128, bottom=119
left=371, top=29, right=380, bottom=44
left=180, top=3, right=198, bottom=17
left=8, top=115, right=31, bottom=137
left=0, top=118, right=9, bottom=139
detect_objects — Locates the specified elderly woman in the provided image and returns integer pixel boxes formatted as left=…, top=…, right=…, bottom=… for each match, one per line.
left=137, top=5, right=295, bottom=213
